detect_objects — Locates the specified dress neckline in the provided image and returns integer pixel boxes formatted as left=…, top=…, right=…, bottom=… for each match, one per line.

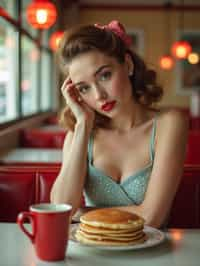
left=90, top=161, right=153, bottom=185
left=88, top=117, right=157, bottom=185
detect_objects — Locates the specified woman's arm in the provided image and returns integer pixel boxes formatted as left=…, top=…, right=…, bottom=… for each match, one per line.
left=50, top=121, right=90, bottom=215
left=112, top=109, right=189, bottom=228
left=50, top=78, right=95, bottom=215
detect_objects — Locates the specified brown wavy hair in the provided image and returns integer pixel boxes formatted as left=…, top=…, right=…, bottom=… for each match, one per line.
left=57, top=24, right=163, bottom=131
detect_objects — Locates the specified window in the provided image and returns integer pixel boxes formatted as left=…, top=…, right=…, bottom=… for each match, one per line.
left=0, top=17, right=18, bottom=122
left=22, top=0, right=37, bottom=38
left=0, top=1, right=58, bottom=124
left=0, top=0, right=16, bottom=17
left=21, top=35, right=40, bottom=115
left=41, top=50, right=53, bottom=111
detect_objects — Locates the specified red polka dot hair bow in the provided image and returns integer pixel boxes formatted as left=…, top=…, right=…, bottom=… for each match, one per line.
left=94, top=20, right=132, bottom=48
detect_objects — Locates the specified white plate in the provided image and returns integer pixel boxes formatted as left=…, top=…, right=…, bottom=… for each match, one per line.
left=69, top=224, right=165, bottom=250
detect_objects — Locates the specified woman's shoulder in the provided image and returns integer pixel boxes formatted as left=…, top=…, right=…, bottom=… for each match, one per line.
left=154, top=107, right=189, bottom=145
left=156, top=107, right=189, bottom=128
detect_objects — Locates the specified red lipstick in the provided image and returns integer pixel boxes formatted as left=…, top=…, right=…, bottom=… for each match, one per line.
left=101, top=101, right=116, bottom=112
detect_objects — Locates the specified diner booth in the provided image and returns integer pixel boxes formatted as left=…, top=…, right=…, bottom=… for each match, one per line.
left=0, top=1, right=200, bottom=265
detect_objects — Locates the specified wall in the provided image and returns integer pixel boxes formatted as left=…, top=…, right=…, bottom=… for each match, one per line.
left=78, top=7, right=200, bottom=108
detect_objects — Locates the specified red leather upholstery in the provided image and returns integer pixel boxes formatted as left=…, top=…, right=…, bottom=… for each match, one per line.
left=37, top=169, right=60, bottom=203
left=45, top=116, right=58, bottom=125
left=185, top=130, right=200, bottom=164
left=37, top=169, right=85, bottom=204
left=190, top=117, right=200, bottom=130
left=168, top=178, right=198, bottom=227
left=20, top=129, right=66, bottom=148
left=168, top=165, right=200, bottom=228
left=0, top=166, right=85, bottom=222
left=0, top=165, right=199, bottom=227
left=0, top=169, right=36, bottom=222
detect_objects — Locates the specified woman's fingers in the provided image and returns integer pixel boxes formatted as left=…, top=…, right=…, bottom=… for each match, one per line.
left=61, top=77, right=72, bottom=94
left=60, top=78, right=94, bottom=129
left=61, top=78, right=76, bottom=104
left=65, top=84, right=80, bottom=105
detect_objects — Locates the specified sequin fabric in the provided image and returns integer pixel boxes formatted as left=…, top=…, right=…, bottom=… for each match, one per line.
left=84, top=119, right=156, bottom=207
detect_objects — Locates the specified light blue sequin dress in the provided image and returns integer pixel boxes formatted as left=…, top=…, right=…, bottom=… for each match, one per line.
left=84, top=119, right=157, bottom=207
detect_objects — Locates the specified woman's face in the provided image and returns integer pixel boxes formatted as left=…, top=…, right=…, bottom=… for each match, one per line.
left=68, top=50, right=134, bottom=117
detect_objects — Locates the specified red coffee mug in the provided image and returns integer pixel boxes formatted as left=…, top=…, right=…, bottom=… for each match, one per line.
left=17, top=203, right=72, bottom=261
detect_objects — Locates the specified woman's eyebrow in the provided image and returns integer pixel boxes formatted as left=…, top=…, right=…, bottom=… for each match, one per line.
left=74, top=64, right=111, bottom=86
left=94, top=64, right=110, bottom=76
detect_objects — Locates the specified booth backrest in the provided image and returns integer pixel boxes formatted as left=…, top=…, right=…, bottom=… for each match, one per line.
left=0, top=166, right=60, bottom=222
left=0, top=165, right=200, bottom=227
left=20, top=129, right=66, bottom=149
left=0, top=170, right=36, bottom=222
left=185, top=130, right=200, bottom=164
left=168, top=165, right=200, bottom=228
left=45, top=116, right=58, bottom=125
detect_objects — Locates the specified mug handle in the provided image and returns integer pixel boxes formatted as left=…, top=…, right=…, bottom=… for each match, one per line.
left=17, top=212, right=35, bottom=243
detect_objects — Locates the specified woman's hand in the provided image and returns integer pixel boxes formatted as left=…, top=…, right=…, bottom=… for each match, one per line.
left=61, top=77, right=95, bottom=132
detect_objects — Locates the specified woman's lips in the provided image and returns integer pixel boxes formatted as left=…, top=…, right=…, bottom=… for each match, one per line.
left=101, top=101, right=116, bottom=111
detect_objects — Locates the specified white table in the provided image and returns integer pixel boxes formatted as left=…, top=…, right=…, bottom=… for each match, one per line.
left=0, top=148, right=62, bottom=163
left=0, top=223, right=199, bottom=266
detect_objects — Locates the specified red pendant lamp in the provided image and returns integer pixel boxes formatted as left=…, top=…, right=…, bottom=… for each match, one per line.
left=171, top=41, right=192, bottom=59
left=49, top=31, right=64, bottom=51
left=159, top=3, right=174, bottom=70
left=26, top=0, right=57, bottom=29
left=159, top=55, right=174, bottom=70
left=171, top=0, right=192, bottom=59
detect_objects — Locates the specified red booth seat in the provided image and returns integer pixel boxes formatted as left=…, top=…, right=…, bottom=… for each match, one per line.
left=0, top=166, right=60, bottom=222
left=45, top=115, right=59, bottom=125
left=20, top=129, right=66, bottom=149
left=0, top=165, right=200, bottom=227
left=168, top=165, right=200, bottom=228
left=0, top=166, right=85, bottom=222
left=190, top=116, right=200, bottom=130
left=185, top=130, right=200, bottom=164
left=0, top=171, right=36, bottom=222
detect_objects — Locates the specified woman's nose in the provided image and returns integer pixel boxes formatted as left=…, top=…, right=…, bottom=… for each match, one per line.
left=93, top=85, right=107, bottom=100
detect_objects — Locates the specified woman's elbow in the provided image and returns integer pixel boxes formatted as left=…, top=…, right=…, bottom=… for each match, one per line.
left=145, top=218, right=162, bottom=229
left=143, top=212, right=166, bottom=229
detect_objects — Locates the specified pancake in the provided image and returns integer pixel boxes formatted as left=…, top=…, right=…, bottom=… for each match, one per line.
left=79, top=223, right=144, bottom=237
left=80, top=208, right=144, bottom=229
left=79, top=223, right=144, bottom=234
left=76, top=231, right=147, bottom=246
left=76, top=208, right=146, bottom=246
left=76, top=228, right=144, bottom=241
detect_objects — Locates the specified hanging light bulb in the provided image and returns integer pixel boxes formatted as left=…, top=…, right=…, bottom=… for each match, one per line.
left=49, top=31, right=64, bottom=51
left=159, top=2, right=174, bottom=70
left=171, top=40, right=192, bottom=59
left=188, top=52, right=199, bottom=64
left=160, top=54, right=174, bottom=70
left=26, top=0, right=57, bottom=29
left=171, top=0, right=192, bottom=59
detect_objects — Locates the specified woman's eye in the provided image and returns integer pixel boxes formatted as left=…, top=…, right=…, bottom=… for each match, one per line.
left=100, top=71, right=111, bottom=81
left=78, top=86, right=90, bottom=94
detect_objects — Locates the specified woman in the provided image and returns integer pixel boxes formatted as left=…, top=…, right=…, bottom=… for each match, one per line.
left=50, top=21, right=188, bottom=228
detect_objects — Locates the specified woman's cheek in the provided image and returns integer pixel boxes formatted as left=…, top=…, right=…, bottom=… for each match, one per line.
left=110, top=78, right=123, bottom=97
left=84, top=96, right=96, bottom=109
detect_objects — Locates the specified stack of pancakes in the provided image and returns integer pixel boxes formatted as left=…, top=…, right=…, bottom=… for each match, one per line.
left=75, top=208, right=147, bottom=246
